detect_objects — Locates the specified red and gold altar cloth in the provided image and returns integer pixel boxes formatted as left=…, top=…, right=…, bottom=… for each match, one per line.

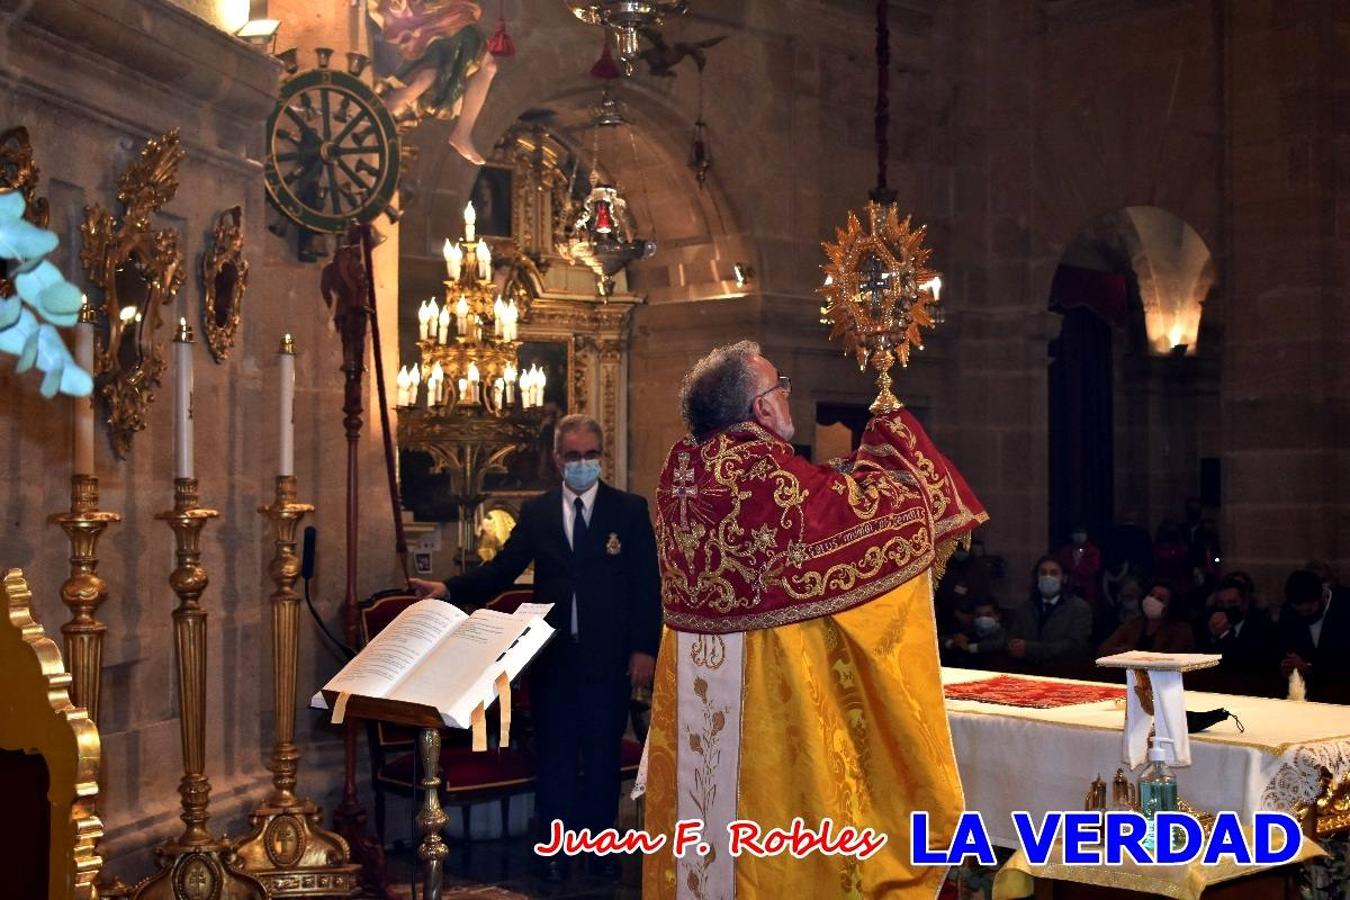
left=654, top=410, right=988, bottom=633
left=943, top=674, right=1126, bottom=709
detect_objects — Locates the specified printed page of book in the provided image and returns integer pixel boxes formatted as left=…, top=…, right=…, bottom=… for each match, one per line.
left=394, top=607, right=554, bottom=728
left=512, top=601, right=554, bottom=619
left=312, top=599, right=467, bottom=708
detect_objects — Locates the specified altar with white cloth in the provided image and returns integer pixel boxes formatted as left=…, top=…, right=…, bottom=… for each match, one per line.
left=942, top=667, right=1350, bottom=848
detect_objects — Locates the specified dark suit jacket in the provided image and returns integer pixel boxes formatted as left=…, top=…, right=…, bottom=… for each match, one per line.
left=443, top=481, right=662, bottom=671
left=1195, top=609, right=1279, bottom=695
left=1008, top=594, right=1093, bottom=663
left=1277, top=602, right=1350, bottom=702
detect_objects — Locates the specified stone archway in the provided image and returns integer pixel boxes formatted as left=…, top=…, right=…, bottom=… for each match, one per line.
left=1048, top=206, right=1219, bottom=561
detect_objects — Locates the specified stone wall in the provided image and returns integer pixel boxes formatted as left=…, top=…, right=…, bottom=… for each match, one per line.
left=0, top=0, right=398, bottom=882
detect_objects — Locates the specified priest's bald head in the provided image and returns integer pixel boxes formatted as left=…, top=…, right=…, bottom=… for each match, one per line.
left=679, top=340, right=794, bottom=443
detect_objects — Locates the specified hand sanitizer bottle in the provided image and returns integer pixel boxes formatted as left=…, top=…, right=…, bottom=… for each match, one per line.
left=1139, top=736, right=1178, bottom=853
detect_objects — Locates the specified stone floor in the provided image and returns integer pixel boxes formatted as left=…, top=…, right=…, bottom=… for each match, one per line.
left=382, top=835, right=642, bottom=900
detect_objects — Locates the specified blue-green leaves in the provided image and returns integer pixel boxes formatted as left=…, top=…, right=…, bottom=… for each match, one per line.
left=0, top=188, right=92, bottom=397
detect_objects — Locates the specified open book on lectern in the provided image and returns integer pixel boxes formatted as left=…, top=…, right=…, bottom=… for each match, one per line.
left=310, top=598, right=554, bottom=737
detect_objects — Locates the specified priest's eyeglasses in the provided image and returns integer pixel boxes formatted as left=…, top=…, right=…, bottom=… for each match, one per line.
left=752, top=375, right=791, bottom=403
left=559, top=450, right=603, bottom=462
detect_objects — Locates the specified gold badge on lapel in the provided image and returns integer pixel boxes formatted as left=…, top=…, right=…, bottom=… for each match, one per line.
left=606, top=533, right=622, bottom=555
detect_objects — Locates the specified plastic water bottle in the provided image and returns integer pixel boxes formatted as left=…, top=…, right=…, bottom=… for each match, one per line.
left=1139, top=736, right=1178, bottom=853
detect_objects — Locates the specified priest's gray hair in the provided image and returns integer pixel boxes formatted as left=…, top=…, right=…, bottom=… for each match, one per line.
left=679, top=340, right=762, bottom=442
left=554, top=413, right=604, bottom=454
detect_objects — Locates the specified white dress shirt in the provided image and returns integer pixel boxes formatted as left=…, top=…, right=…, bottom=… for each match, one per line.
left=561, top=481, right=598, bottom=637
left=1309, top=599, right=1330, bottom=648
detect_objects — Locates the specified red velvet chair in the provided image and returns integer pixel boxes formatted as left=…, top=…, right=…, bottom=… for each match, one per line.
left=358, top=587, right=537, bottom=846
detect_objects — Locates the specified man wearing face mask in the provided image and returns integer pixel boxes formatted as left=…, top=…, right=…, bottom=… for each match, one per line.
left=1007, top=556, right=1093, bottom=667
left=642, top=341, right=988, bottom=897
left=1277, top=569, right=1350, bottom=703
left=1197, top=574, right=1277, bottom=694
left=410, top=413, right=661, bottom=882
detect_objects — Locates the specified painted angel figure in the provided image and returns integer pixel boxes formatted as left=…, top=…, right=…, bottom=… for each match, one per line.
left=367, top=0, right=505, bottom=165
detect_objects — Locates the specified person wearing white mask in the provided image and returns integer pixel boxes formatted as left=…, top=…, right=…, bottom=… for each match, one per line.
left=1007, top=556, right=1093, bottom=665
left=1098, top=580, right=1195, bottom=656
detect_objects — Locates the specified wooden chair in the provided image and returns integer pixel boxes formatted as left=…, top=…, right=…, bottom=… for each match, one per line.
left=0, top=569, right=101, bottom=899
left=358, top=587, right=537, bottom=847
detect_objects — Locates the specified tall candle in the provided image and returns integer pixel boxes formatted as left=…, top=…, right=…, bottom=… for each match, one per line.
left=73, top=299, right=95, bottom=476
left=438, top=306, right=450, bottom=344
left=173, top=317, right=194, bottom=479
left=279, top=334, right=295, bottom=476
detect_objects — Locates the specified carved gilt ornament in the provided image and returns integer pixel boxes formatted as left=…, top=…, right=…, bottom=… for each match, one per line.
left=81, top=129, right=186, bottom=459
left=200, top=206, right=248, bottom=363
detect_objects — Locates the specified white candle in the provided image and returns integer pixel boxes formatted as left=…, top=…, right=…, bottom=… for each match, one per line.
left=430, top=362, right=444, bottom=408
left=73, top=301, right=95, bottom=476
left=443, top=240, right=462, bottom=282
left=463, top=202, right=476, bottom=243
left=493, top=377, right=504, bottom=409
left=279, top=334, right=295, bottom=477
left=504, top=363, right=517, bottom=405
left=417, top=300, right=430, bottom=341
left=457, top=377, right=469, bottom=404
left=174, top=317, right=194, bottom=479
left=535, top=365, right=547, bottom=408
left=396, top=366, right=409, bottom=407
left=467, top=361, right=481, bottom=403
left=475, top=239, right=492, bottom=281
left=438, top=306, right=450, bottom=344
left=493, top=296, right=505, bottom=337
left=455, top=295, right=469, bottom=336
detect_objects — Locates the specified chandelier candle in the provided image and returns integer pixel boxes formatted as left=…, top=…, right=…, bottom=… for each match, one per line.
left=444, top=239, right=463, bottom=281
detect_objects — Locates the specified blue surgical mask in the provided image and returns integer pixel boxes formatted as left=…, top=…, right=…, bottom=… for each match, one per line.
left=1038, top=575, right=1062, bottom=598
left=563, top=459, right=601, bottom=492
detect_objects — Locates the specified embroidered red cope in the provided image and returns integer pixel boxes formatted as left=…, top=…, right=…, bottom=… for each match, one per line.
left=655, top=411, right=988, bottom=633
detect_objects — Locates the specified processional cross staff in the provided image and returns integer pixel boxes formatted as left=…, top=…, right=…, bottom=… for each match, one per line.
left=319, top=224, right=397, bottom=899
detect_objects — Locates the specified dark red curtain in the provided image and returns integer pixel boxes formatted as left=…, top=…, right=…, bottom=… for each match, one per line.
left=1048, top=266, right=1120, bottom=551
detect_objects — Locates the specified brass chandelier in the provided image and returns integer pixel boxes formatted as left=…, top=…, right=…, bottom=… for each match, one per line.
left=564, top=1, right=690, bottom=75
left=396, top=202, right=545, bottom=568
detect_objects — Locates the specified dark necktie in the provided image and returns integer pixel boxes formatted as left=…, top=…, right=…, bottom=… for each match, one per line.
left=572, top=496, right=588, bottom=554
left=570, top=497, right=587, bottom=641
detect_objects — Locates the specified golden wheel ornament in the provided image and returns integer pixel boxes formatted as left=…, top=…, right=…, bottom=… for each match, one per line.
left=818, top=201, right=943, bottom=414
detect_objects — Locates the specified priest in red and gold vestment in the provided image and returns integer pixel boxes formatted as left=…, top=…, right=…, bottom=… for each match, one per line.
left=642, top=341, right=987, bottom=899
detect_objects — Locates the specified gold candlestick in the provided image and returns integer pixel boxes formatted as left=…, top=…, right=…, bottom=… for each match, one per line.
left=416, top=727, right=448, bottom=900
left=132, top=478, right=265, bottom=900
left=49, top=474, right=124, bottom=895
left=232, top=476, right=360, bottom=896
left=50, top=474, right=121, bottom=721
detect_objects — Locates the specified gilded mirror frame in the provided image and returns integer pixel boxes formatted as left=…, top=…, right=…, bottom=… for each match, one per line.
left=80, top=129, right=186, bottom=459
left=200, top=206, right=248, bottom=362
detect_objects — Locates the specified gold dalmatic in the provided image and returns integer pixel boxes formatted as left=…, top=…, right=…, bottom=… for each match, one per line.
left=646, top=410, right=986, bottom=898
